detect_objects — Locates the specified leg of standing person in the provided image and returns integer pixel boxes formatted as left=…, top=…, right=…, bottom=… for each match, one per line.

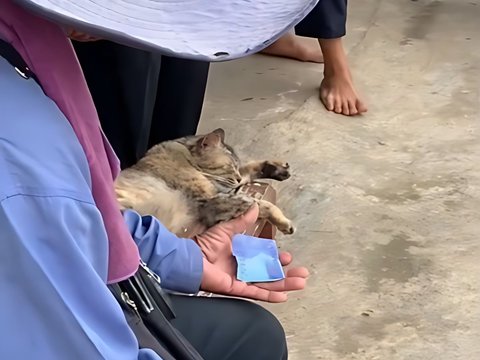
left=74, top=42, right=210, bottom=165
left=73, top=40, right=162, bottom=168
left=170, top=295, right=288, bottom=360
left=263, top=0, right=349, bottom=63
left=296, top=0, right=367, bottom=115
left=262, top=0, right=367, bottom=116
left=261, top=30, right=324, bottom=63
left=148, top=56, right=210, bottom=146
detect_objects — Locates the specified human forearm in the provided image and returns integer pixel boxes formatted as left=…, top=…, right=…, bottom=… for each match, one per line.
left=124, top=210, right=203, bottom=294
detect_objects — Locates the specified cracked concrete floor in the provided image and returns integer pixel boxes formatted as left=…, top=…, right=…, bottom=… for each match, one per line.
left=198, top=0, right=480, bottom=359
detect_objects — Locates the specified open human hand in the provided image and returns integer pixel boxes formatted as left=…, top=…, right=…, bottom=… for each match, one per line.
left=194, top=205, right=309, bottom=303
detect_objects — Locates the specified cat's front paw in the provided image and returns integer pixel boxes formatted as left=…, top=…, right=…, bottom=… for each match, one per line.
left=278, top=220, right=295, bottom=235
left=261, top=161, right=291, bottom=181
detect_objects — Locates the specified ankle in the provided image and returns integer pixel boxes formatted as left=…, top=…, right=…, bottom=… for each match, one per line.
left=324, top=61, right=352, bottom=80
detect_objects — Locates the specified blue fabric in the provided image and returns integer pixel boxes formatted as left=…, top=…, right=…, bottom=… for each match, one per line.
left=0, top=55, right=202, bottom=358
left=124, top=210, right=203, bottom=294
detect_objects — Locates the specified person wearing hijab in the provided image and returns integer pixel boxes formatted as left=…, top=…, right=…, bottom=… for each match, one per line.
left=0, top=0, right=314, bottom=358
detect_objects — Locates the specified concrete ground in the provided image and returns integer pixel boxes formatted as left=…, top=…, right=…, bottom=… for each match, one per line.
left=199, top=0, right=480, bottom=359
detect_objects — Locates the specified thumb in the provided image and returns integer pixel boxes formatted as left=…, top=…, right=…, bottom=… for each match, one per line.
left=212, top=204, right=259, bottom=237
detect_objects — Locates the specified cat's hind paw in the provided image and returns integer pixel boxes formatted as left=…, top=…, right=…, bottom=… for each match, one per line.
left=278, top=221, right=295, bottom=235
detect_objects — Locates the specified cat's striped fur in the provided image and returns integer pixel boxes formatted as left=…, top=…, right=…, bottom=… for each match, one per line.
left=115, top=129, right=294, bottom=236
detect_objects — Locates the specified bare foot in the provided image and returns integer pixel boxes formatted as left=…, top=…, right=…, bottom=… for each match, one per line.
left=262, top=33, right=324, bottom=63
left=320, top=70, right=367, bottom=116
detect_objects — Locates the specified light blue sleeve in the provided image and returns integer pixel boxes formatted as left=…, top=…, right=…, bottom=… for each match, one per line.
left=0, top=57, right=165, bottom=359
left=123, top=210, right=203, bottom=294
left=0, top=195, right=162, bottom=360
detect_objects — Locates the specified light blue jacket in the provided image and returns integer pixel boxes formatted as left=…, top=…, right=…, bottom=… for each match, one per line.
left=0, top=56, right=203, bottom=359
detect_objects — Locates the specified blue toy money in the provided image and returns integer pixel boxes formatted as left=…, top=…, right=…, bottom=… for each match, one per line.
left=232, top=234, right=285, bottom=283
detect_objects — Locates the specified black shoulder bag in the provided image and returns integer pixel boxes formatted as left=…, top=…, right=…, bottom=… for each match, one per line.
left=112, top=262, right=204, bottom=360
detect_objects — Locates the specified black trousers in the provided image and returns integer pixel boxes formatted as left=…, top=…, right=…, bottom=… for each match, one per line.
left=74, top=40, right=209, bottom=169
left=169, top=295, right=288, bottom=360
left=121, top=292, right=288, bottom=359
left=295, top=0, right=347, bottom=39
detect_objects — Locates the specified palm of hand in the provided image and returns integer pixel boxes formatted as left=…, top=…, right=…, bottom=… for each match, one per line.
left=194, top=205, right=308, bottom=303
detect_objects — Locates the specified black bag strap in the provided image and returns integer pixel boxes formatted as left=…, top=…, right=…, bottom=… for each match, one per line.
left=109, top=283, right=177, bottom=360
left=139, top=268, right=204, bottom=359
left=119, top=267, right=204, bottom=360
left=0, top=38, right=40, bottom=85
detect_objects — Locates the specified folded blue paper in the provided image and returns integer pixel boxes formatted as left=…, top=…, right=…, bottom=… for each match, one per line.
left=232, top=234, right=285, bottom=283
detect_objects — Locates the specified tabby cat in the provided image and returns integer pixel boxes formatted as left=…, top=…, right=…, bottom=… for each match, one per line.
left=115, top=128, right=294, bottom=236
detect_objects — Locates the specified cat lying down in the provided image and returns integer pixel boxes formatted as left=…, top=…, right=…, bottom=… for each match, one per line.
left=115, top=128, right=294, bottom=237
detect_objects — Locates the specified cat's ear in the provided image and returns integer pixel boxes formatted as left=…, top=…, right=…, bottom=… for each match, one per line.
left=212, top=128, right=225, bottom=142
left=199, top=128, right=225, bottom=148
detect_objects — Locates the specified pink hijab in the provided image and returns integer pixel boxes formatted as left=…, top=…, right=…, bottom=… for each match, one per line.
left=0, top=0, right=140, bottom=283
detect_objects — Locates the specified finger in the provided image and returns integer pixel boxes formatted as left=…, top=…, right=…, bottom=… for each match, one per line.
left=229, top=280, right=289, bottom=303
left=342, top=100, right=350, bottom=116
left=239, top=203, right=260, bottom=224
left=279, top=254, right=310, bottom=277
left=286, top=267, right=310, bottom=278
left=202, top=265, right=299, bottom=303
left=230, top=203, right=259, bottom=234
left=348, top=99, right=358, bottom=116
left=279, top=251, right=292, bottom=266
left=200, top=261, right=289, bottom=302
left=252, top=276, right=307, bottom=292
left=209, top=204, right=260, bottom=237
